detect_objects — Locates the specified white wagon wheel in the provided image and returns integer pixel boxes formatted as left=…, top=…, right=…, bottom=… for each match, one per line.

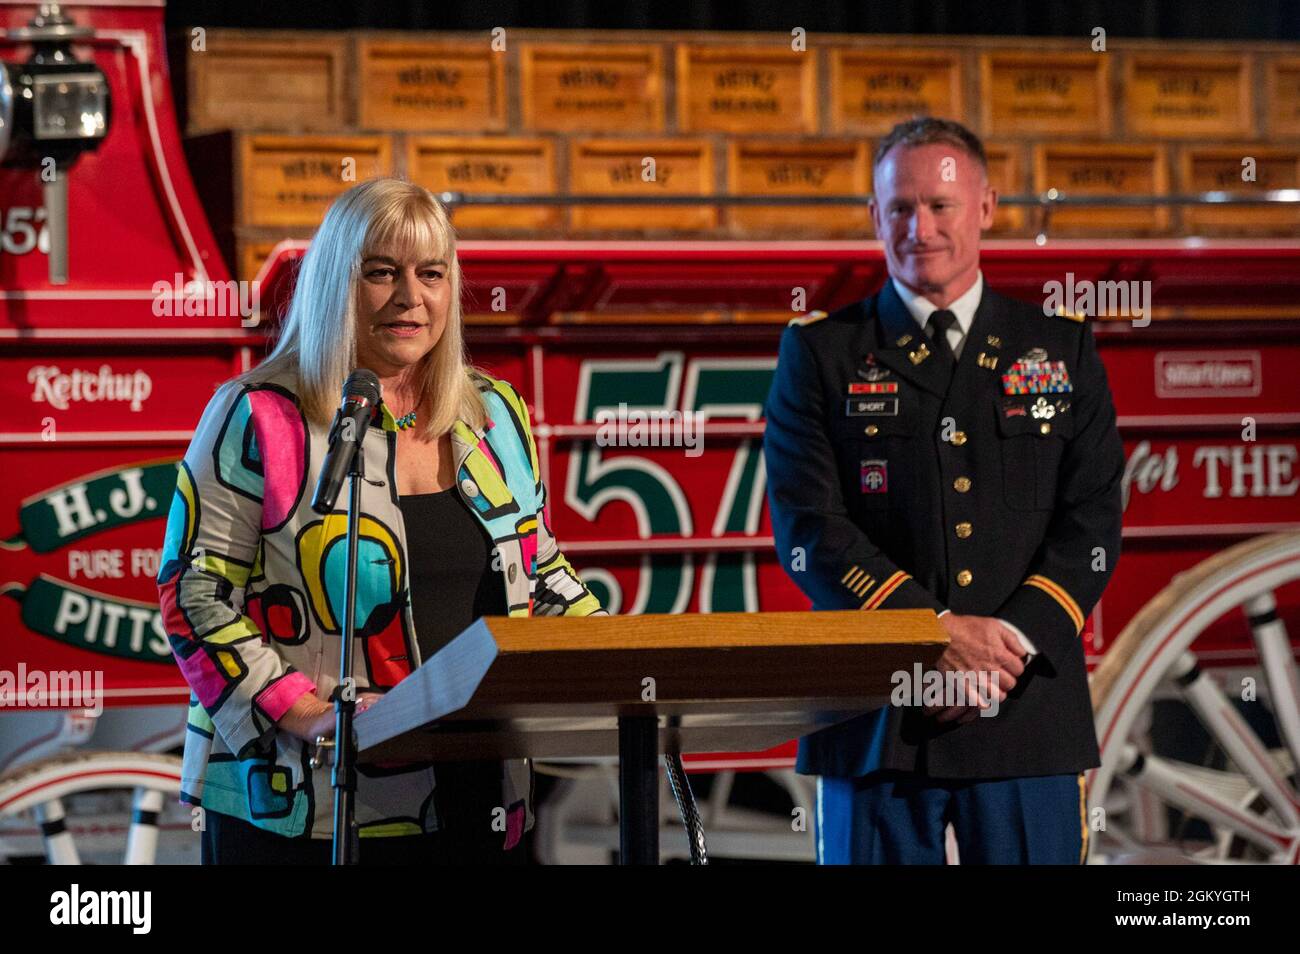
left=1090, top=532, right=1300, bottom=863
left=0, top=751, right=184, bottom=865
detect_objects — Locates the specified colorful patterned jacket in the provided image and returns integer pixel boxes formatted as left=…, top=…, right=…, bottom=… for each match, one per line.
left=157, top=367, right=605, bottom=843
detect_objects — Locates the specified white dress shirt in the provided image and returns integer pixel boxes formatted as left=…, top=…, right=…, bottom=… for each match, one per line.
left=888, top=271, right=1039, bottom=659
left=891, top=271, right=984, bottom=361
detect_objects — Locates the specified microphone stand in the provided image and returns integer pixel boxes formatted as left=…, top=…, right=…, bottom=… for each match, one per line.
left=330, top=434, right=365, bottom=865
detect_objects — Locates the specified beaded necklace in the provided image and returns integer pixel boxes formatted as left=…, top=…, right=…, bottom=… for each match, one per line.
left=394, top=410, right=417, bottom=431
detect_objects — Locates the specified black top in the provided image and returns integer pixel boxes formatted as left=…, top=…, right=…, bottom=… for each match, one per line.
left=398, top=488, right=513, bottom=844
left=399, top=487, right=508, bottom=663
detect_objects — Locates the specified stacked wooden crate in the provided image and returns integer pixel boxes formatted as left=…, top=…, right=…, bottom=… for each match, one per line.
left=175, top=29, right=1300, bottom=281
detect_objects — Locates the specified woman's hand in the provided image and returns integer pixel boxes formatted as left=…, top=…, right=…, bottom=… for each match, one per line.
left=277, top=692, right=384, bottom=743
left=277, top=694, right=334, bottom=743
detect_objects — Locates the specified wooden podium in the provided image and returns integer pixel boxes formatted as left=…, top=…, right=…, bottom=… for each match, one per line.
left=354, top=609, right=946, bottom=864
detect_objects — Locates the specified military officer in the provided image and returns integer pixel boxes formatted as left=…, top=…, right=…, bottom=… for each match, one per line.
left=763, top=118, right=1124, bottom=864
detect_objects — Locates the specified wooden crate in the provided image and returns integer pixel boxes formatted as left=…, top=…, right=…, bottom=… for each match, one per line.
left=1180, top=145, right=1300, bottom=234
left=568, top=138, right=716, bottom=233
left=520, top=43, right=665, bottom=133
left=1123, top=52, right=1253, bottom=139
left=406, top=137, right=559, bottom=231
left=1264, top=56, right=1300, bottom=138
left=828, top=48, right=964, bottom=135
left=185, top=31, right=348, bottom=133
left=357, top=38, right=506, bottom=132
left=985, top=143, right=1026, bottom=233
left=726, top=139, right=870, bottom=235
left=237, top=135, right=393, bottom=227
left=1033, top=143, right=1170, bottom=234
left=675, top=44, right=817, bottom=134
left=980, top=51, right=1111, bottom=138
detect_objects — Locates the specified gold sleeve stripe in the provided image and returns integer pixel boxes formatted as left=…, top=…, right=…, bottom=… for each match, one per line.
left=852, top=574, right=877, bottom=597
left=1026, top=574, right=1085, bottom=634
left=841, top=565, right=864, bottom=586
left=861, top=571, right=909, bottom=610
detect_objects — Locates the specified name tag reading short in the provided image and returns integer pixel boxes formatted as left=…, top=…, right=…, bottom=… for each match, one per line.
left=846, top=397, right=900, bottom=416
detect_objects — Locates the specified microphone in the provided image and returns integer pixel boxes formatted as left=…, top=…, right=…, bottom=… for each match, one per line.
left=311, top=369, right=381, bottom=514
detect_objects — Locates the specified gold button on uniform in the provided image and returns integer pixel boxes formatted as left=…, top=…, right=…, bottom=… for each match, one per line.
left=1040, top=422, right=1052, bottom=435
left=951, top=431, right=967, bottom=446
left=956, top=569, right=973, bottom=587
left=865, top=425, right=879, bottom=436
left=955, top=522, right=972, bottom=539
left=953, top=477, right=971, bottom=493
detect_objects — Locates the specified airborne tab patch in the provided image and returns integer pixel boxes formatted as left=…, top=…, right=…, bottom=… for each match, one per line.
left=860, top=459, right=888, bottom=494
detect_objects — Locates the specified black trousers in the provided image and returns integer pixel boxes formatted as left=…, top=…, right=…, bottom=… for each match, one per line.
left=200, top=761, right=530, bottom=865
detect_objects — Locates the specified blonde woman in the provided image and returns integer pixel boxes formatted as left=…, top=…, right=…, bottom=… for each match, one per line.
left=158, top=178, right=605, bottom=864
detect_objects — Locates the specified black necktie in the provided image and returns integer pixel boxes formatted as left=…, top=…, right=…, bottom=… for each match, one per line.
left=926, top=309, right=959, bottom=367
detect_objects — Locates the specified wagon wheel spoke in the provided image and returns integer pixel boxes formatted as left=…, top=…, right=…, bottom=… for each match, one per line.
left=1094, top=784, right=1146, bottom=853
left=1118, top=746, right=1293, bottom=856
left=32, top=797, right=81, bottom=865
left=1247, top=592, right=1300, bottom=782
left=125, top=787, right=166, bottom=865
left=1172, top=650, right=1300, bottom=827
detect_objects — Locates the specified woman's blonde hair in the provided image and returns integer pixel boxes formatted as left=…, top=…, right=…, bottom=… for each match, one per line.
left=244, top=177, right=487, bottom=436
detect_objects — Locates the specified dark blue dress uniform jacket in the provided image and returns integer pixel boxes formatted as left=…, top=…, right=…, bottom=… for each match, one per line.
left=763, top=279, right=1124, bottom=779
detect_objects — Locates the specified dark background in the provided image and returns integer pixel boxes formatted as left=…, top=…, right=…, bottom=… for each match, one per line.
left=163, top=0, right=1300, bottom=41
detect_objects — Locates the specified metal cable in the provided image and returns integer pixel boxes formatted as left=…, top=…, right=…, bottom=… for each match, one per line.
left=665, top=753, right=708, bottom=865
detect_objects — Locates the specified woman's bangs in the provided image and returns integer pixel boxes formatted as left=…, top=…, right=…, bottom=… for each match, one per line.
left=362, top=197, right=452, bottom=267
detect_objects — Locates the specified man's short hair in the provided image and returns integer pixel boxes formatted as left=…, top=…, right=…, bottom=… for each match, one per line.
left=873, top=117, right=988, bottom=176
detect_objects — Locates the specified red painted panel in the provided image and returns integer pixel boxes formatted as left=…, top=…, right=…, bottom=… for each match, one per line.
left=2, top=350, right=237, bottom=438
left=0, top=3, right=231, bottom=333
